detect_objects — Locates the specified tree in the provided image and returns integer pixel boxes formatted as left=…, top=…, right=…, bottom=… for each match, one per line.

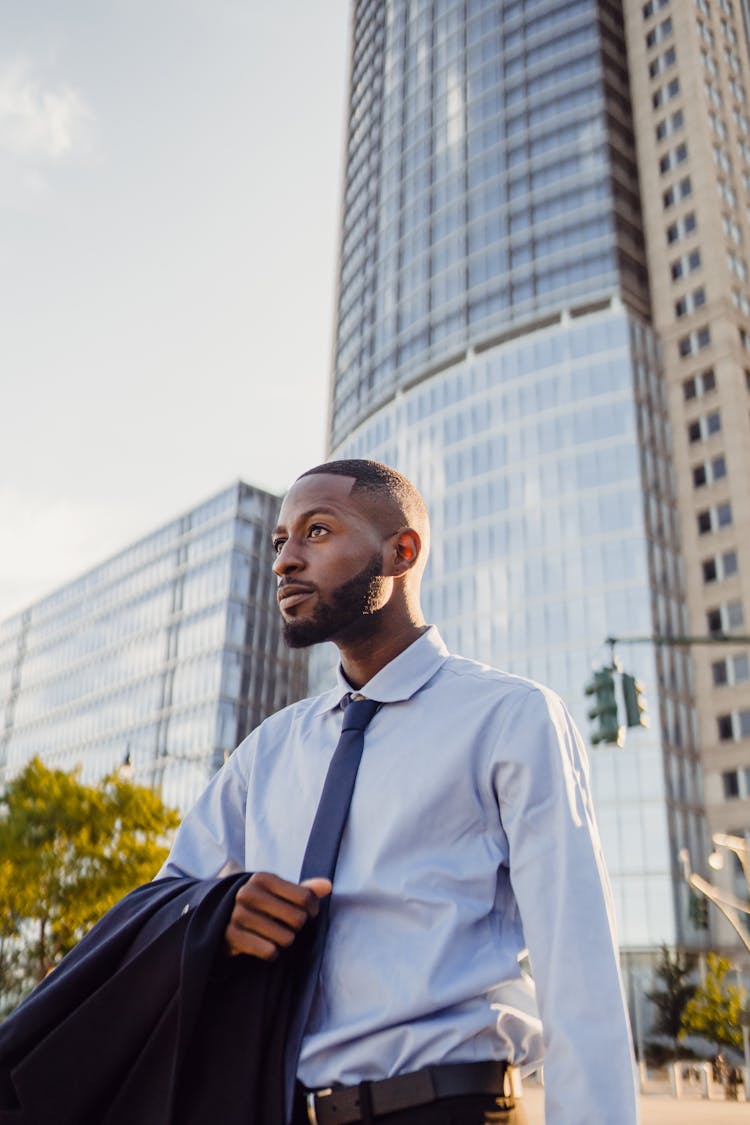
left=647, top=943, right=696, bottom=1059
left=680, top=951, right=746, bottom=1052
left=0, top=757, right=180, bottom=1009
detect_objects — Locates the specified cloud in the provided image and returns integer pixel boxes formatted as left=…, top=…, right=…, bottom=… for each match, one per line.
left=0, top=58, right=93, bottom=161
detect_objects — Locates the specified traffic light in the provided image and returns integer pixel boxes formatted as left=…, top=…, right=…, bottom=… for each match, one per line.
left=584, top=666, right=622, bottom=745
left=621, top=672, right=648, bottom=729
left=689, top=889, right=709, bottom=930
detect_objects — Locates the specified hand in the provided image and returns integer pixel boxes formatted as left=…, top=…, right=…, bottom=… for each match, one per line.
left=224, top=872, right=332, bottom=960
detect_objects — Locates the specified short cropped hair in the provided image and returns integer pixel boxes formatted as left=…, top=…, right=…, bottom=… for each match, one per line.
left=298, top=459, right=429, bottom=539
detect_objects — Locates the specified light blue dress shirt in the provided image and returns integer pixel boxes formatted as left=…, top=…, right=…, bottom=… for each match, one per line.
left=160, top=627, right=637, bottom=1124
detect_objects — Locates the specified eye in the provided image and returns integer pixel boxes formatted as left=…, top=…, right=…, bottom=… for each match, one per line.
left=308, top=524, right=329, bottom=540
left=272, top=537, right=286, bottom=555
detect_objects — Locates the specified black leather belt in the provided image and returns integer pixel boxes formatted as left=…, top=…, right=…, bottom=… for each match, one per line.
left=304, top=1060, right=511, bottom=1125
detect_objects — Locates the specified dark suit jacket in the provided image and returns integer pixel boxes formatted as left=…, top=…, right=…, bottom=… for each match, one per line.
left=0, top=874, right=302, bottom=1125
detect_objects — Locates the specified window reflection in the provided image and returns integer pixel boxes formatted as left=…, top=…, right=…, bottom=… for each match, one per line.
left=327, top=305, right=693, bottom=948
left=0, top=484, right=307, bottom=813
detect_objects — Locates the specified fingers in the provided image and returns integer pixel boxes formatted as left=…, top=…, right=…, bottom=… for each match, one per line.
left=224, top=871, right=331, bottom=961
left=300, top=877, right=333, bottom=898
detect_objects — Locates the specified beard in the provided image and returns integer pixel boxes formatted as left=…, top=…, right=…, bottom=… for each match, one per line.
left=282, top=553, right=386, bottom=649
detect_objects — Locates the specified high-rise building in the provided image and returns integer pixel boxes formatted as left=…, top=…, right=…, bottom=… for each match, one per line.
left=0, top=482, right=306, bottom=812
left=325, top=0, right=714, bottom=976
left=623, top=0, right=750, bottom=935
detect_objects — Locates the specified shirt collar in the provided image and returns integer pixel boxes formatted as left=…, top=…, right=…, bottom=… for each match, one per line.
left=311, top=625, right=449, bottom=716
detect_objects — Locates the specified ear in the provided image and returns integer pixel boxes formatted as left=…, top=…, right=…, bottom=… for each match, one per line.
left=390, top=529, right=422, bottom=577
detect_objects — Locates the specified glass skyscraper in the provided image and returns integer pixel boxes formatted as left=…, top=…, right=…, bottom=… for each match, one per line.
left=326, top=0, right=709, bottom=962
left=0, top=482, right=306, bottom=812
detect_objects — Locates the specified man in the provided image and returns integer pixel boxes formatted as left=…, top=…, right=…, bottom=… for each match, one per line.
left=161, top=459, right=638, bottom=1125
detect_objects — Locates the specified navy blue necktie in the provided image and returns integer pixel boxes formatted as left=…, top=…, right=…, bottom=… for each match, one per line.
left=283, top=694, right=380, bottom=1117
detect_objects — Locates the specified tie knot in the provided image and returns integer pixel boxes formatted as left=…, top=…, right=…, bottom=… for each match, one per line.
left=340, top=694, right=379, bottom=732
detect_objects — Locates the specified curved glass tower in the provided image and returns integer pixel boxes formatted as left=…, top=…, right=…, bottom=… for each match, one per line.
left=326, top=0, right=709, bottom=963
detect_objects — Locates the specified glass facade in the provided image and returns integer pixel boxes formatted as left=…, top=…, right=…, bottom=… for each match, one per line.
left=327, top=305, right=706, bottom=949
left=333, top=0, right=649, bottom=448
left=0, top=482, right=306, bottom=812
left=326, top=0, right=709, bottom=953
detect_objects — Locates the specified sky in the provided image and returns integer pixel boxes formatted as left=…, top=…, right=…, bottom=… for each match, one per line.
left=0, top=0, right=351, bottom=621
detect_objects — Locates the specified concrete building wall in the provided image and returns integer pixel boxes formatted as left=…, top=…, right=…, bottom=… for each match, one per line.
left=624, top=0, right=750, bottom=927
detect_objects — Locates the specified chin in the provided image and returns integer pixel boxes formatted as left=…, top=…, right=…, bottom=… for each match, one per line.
left=282, top=621, right=332, bottom=649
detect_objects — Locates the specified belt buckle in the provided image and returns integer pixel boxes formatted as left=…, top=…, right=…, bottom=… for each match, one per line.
left=305, top=1091, right=319, bottom=1125
left=306, top=1087, right=332, bottom=1125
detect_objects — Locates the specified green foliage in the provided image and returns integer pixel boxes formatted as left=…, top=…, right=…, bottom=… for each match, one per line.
left=688, top=890, right=709, bottom=930
left=647, top=944, right=696, bottom=1057
left=0, top=757, right=179, bottom=1006
left=680, top=952, right=746, bottom=1051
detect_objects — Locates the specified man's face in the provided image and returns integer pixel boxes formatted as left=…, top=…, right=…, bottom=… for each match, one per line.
left=272, top=474, right=392, bottom=649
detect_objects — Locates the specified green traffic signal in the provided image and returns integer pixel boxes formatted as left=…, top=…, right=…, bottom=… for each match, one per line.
left=584, top=667, right=622, bottom=746
left=621, top=672, right=648, bottom=729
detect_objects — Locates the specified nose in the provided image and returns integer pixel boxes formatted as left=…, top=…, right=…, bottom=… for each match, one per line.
left=272, top=537, right=304, bottom=577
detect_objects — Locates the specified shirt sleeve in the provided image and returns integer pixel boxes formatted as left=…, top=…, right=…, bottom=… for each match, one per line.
left=493, top=686, right=638, bottom=1125
left=156, top=732, right=255, bottom=879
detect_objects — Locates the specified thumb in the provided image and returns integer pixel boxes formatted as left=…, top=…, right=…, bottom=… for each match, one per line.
left=301, top=877, right=332, bottom=899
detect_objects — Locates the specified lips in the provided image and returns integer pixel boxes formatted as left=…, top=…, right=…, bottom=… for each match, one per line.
left=277, top=584, right=316, bottom=610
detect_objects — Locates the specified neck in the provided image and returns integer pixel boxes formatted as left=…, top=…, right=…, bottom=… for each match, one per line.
left=337, top=612, right=427, bottom=690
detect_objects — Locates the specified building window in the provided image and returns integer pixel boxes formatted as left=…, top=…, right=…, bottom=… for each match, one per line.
left=687, top=409, right=721, bottom=442
left=671, top=249, right=702, bottom=279
left=722, top=19, right=738, bottom=45
left=667, top=212, right=697, bottom=244
left=646, top=16, right=673, bottom=47
left=675, top=286, right=705, bottom=316
left=660, top=144, right=689, bottom=174
left=713, top=143, right=732, bottom=171
left=726, top=48, right=742, bottom=74
left=717, top=709, right=750, bottom=741
left=707, top=82, right=724, bottom=109
left=732, top=289, right=750, bottom=315
left=653, top=76, right=680, bottom=107
left=693, top=454, right=727, bottom=487
left=718, top=180, right=737, bottom=207
left=722, top=769, right=740, bottom=797
left=644, top=0, right=670, bottom=16
left=664, top=177, right=692, bottom=209
left=728, top=251, right=748, bottom=281
left=696, top=502, right=732, bottom=535
left=723, top=214, right=743, bottom=243
left=656, top=108, right=684, bottom=141
left=729, top=78, right=746, bottom=103
left=707, top=599, right=745, bottom=634
left=733, top=109, right=749, bottom=135
left=724, top=550, right=740, bottom=576
left=678, top=326, right=711, bottom=356
left=698, top=22, right=715, bottom=48
left=683, top=367, right=716, bottom=399
left=713, top=653, right=750, bottom=686
left=703, top=548, right=739, bottom=583
left=718, top=500, right=733, bottom=525
left=650, top=45, right=677, bottom=77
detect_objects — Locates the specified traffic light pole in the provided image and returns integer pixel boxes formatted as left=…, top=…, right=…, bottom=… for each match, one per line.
left=584, top=634, right=750, bottom=746
left=604, top=633, right=750, bottom=649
